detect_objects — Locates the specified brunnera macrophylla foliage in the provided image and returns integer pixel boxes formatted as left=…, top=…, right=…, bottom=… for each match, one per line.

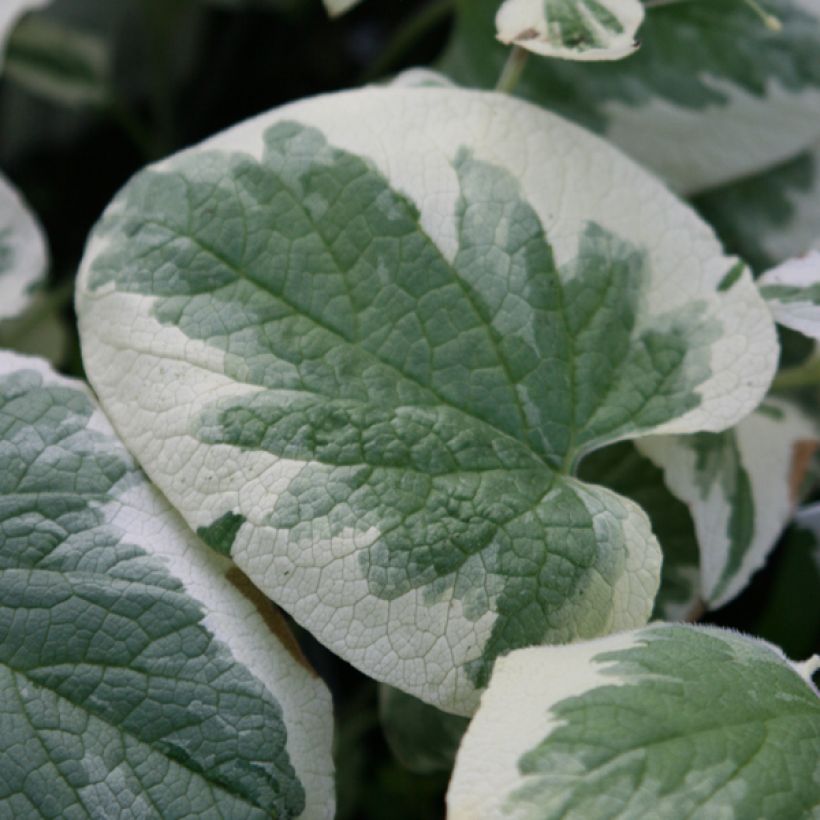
left=441, top=0, right=820, bottom=194
left=76, top=85, right=779, bottom=715
left=0, top=351, right=335, bottom=820
left=447, top=624, right=820, bottom=820
left=495, top=0, right=645, bottom=62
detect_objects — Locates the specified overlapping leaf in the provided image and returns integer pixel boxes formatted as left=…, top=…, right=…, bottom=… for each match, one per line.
left=77, top=87, right=777, bottom=713
left=695, top=141, right=820, bottom=273
left=0, top=352, right=334, bottom=819
left=759, top=251, right=820, bottom=340
left=495, top=0, right=644, bottom=61
left=448, top=624, right=820, bottom=819
left=441, top=0, right=820, bottom=193
left=638, top=399, right=818, bottom=609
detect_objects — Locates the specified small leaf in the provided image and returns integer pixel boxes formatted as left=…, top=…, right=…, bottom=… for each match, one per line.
left=0, top=352, right=335, bottom=819
left=323, top=0, right=362, bottom=18
left=496, top=0, right=644, bottom=62
left=0, top=0, right=50, bottom=70
left=637, top=399, right=818, bottom=609
left=448, top=624, right=820, bottom=820
left=0, top=171, right=47, bottom=321
left=76, top=87, right=778, bottom=713
left=759, top=250, right=820, bottom=340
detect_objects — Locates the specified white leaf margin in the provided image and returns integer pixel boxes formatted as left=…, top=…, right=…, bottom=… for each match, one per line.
left=759, top=250, right=820, bottom=339
left=0, top=350, right=336, bottom=820
left=447, top=624, right=819, bottom=820
left=496, top=0, right=644, bottom=61
left=637, top=399, right=819, bottom=609
left=0, top=171, right=47, bottom=320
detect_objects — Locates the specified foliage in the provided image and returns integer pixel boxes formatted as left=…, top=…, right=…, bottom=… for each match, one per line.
left=0, top=0, right=818, bottom=817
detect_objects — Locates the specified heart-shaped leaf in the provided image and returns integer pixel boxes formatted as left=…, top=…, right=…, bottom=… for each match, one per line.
left=77, top=87, right=777, bottom=713
left=495, top=0, right=644, bottom=62
left=0, top=351, right=334, bottom=819
left=448, top=624, right=820, bottom=819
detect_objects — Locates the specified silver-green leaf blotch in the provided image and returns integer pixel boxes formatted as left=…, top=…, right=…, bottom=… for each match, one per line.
left=0, top=170, right=46, bottom=321
left=496, top=0, right=644, bottom=62
left=76, top=87, right=777, bottom=714
left=0, top=352, right=334, bottom=819
left=442, top=0, right=820, bottom=193
left=759, top=251, right=820, bottom=340
left=448, top=624, right=820, bottom=820
left=638, top=399, right=818, bottom=609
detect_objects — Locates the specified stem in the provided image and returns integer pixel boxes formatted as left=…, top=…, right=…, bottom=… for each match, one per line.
left=362, top=0, right=455, bottom=83
left=772, top=356, right=820, bottom=390
left=495, top=45, right=529, bottom=94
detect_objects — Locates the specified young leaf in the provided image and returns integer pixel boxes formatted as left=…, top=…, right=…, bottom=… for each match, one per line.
left=0, top=0, right=50, bottom=70
left=441, top=0, right=820, bottom=194
left=496, top=0, right=644, bottom=62
left=0, top=352, right=335, bottom=819
left=759, top=251, right=820, bottom=340
left=637, top=399, right=818, bottom=609
left=447, top=624, right=820, bottom=820
left=76, top=87, right=778, bottom=714
left=694, top=141, right=820, bottom=273
left=0, top=171, right=47, bottom=322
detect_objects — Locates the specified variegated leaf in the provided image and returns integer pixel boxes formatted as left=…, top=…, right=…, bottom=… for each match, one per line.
left=496, top=0, right=644, bottom=62
left=76, top=87, right=777, bottom=714
left=448, top=624, right=820, bottom=820
left=695, top=141, right=820, bottom=273
left=0, top=352, right=334, bottom=819
left=759, top=250, right=820, bottom=340
left=0, top=171, right=47, bottom=321
left=637, top=399, right=818, bottom=609
left=441, top=0, right=820, bottom=194
left=0, top=0, right=50, bottom=70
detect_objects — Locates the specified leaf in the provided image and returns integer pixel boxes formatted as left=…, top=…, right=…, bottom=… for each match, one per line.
left=759, top=251, right=820, bottom=340
left=0, top=171, right=47, bottom=322
left=447, top=624, right=820, bottom=820
left=578, top=442, right=700, bottom=621
left=76, top=87, right=778, bottom=714
left=323, top=0, right=362, bottom=18
left=637, top=399, right=818, bottom=609
left=441, top=0, right=820, bottom=194
left=4, top=13, right=109, bottom=107
left=0, top=351, right=335, bottom=819
left=379, top=685, right=468, bottom=775
left=0, top=0, right=50, bottom=70
left=694, top=141, right=820, bottom=273
left=495, top=0, right=644, bottom=62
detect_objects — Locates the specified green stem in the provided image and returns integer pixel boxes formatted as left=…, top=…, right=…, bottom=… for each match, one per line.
left=362, top=0, right=455, bottom=83
left=495, top=45, right=529, bottom=94
left=772, top=356, right=820, bottom=390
